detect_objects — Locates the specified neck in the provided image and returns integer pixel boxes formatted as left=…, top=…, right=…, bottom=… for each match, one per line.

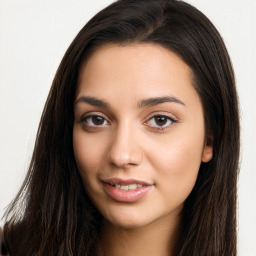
left=98, top=212, right=181, bottom=256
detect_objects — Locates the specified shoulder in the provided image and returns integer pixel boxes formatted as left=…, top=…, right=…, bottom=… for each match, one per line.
left=0, top=227, right=9, bottom=256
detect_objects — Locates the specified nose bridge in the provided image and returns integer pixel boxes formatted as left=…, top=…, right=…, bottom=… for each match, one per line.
left=108, top=120, right=142, bottom=167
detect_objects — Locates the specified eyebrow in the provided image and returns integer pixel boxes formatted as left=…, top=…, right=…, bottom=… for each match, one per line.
left=74, top=95, right=186, bottom=108
left=74, top=96, right=110, bottom=108
left=137, top=96, right=186, bottom=108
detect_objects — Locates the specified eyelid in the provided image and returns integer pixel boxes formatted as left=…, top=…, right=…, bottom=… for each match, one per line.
left=79, top=112, right=111, bottom=126
left=144, top=111, right=178, bottom=122
left=144, top=112, right=178, bottom=130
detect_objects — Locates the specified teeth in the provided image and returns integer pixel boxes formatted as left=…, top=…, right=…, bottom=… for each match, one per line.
left=120, top=185, right=129, bottom=190
left=113, top=183, right=143, bottom=190
left=128, top=184, right=137, bottom=190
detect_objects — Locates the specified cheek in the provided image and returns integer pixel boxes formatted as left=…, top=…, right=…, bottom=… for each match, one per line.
left=149, top=126, right=204, bottom=171
left=147, top=126, right=205, bottom=204
left=73, top=129, right=106, bottom=183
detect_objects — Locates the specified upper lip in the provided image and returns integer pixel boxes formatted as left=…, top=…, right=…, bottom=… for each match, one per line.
left=102, top=177, right=153, bottom=186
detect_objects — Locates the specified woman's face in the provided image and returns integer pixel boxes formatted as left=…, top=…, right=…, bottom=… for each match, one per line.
left=73, top=43, right=212, bottom=228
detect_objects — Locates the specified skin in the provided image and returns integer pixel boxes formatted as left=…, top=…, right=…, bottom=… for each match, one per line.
left=73, top=43, right=213, bottom=256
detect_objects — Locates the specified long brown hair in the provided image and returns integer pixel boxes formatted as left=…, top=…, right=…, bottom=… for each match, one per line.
left=3, top=0, right=240, bottom=255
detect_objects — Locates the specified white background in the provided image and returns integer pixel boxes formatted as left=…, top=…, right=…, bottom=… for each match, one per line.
left=0, top=0, right=255, bottom=255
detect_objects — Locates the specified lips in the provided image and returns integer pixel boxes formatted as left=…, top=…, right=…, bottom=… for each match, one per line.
left=103, top=177, right=152, bottom=186
left=102, top=178, right=153, bottom=202
left=109, top=183, right=143, bottom=190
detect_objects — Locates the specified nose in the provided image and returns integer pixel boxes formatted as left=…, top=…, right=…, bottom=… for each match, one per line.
left=107, top=124, right=143, bottom=168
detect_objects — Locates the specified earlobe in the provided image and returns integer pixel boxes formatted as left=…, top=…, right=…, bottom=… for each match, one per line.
left=201, top=135, right=213, bottom=163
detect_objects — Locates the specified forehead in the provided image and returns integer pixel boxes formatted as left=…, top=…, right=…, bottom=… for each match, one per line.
left=76, top=43, right=200, bottom=109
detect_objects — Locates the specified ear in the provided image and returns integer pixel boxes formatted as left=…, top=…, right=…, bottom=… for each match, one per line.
left=201, top=134, right=213, bottom=163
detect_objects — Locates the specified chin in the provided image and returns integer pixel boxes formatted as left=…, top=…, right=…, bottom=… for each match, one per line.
left=101, top=206, right=159, bottom=230
left=107, top=216, right=151, bottom=229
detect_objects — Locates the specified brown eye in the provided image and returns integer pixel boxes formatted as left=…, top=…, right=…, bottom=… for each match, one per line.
left=154, top=116, right=168, bottom=126
left=81, top=115, right=109, bottom=126
left=145, top=115, right=177, bottom=130
left=91, top=116, right=105, bottom=125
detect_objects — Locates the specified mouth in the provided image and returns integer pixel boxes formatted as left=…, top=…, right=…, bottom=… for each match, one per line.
left=102, top=178, right=154, bottom=202
left=108, top=183, right=143, bottom=190
left=103, top=177, right=152, bottom=190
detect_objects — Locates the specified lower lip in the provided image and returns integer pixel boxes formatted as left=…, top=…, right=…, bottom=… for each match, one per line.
left=103, top=183, right=153, bottom=203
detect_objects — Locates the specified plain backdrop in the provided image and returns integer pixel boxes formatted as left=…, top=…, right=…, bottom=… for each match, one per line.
left=0, top=0, right=255, bottom=255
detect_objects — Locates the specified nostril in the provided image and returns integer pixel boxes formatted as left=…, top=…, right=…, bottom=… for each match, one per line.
left=107, top=133, right=143, bottom=167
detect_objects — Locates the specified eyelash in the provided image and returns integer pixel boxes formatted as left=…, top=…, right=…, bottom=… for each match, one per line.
left=144, top=115, right=178, bottom=130
left=79, top=115, right=110, bottom=127
left=79, top=114, right=178, bottom=131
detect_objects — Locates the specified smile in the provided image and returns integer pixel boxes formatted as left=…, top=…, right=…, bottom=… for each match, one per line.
left=102, top=178, right=154, bottom=202
left=109, top=183, right=143, bottom=190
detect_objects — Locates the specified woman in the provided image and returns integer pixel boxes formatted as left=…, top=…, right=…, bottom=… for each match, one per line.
left=1, top=0, right=240, bottom=255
